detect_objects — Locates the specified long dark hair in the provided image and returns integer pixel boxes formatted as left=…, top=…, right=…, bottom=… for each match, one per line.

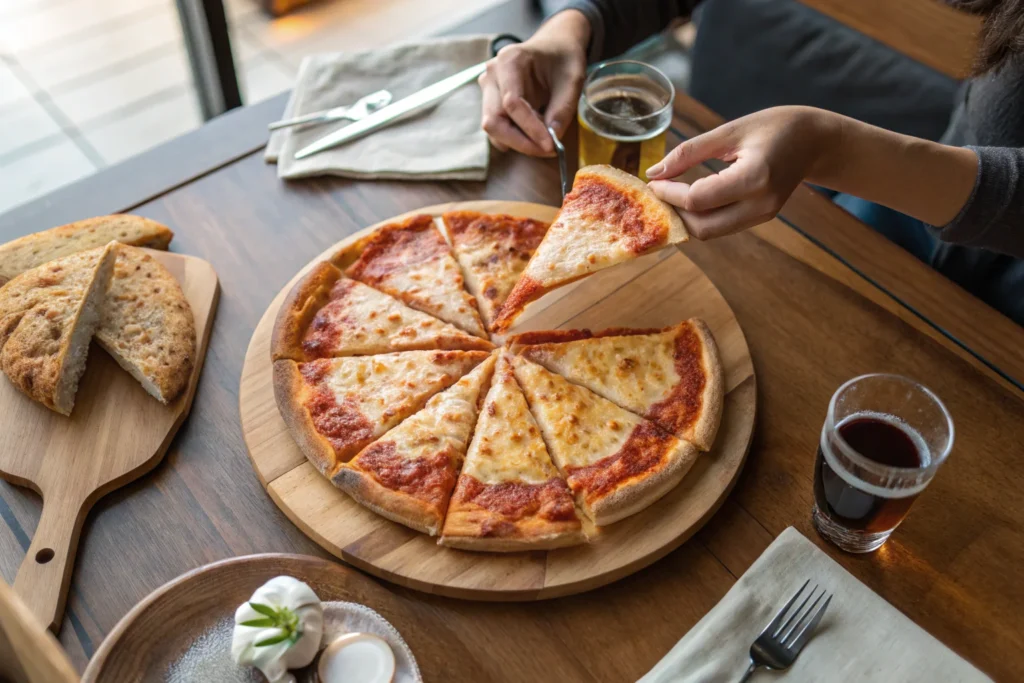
left=947, top=0, right=1024, bottom=74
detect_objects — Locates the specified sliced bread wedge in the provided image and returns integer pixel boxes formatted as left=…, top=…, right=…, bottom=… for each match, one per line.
left=0, top=242, right=118, bottom=414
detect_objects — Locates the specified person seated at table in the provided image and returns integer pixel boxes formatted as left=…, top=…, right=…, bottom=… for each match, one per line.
left=482, top=1, right=1024, bottom=324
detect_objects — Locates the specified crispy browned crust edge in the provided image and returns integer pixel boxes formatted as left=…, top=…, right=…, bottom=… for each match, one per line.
left=272, top=358, right=338, bottom=478
left=438, top=504, right=586, bottom=551
left=333, top=464, right=443, bottom=536
left=585, top=437, right=700, bottom=526
left=583, top=165, right=688, bottom=244
left=687, top=318, right=725, bottom=452
left=270, top=261, right=343, bottom=362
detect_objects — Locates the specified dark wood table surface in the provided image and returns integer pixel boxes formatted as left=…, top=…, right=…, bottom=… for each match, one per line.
left=2, top=2, right=1022, bottom=680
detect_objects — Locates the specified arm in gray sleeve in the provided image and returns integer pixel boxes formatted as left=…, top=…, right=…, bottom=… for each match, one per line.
left=933, top=146, right=1024, bottom=258
left=558, top=0, right=701, bottom=62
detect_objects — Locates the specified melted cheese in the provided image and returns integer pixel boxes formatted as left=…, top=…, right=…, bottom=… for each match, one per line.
left=362, top=354, right=496, bottom=465
left=460, top=356, right=560, bottom=485
left=308, top=350, right=485, bottom=437
left=347, top=222, right=487, bottom=338
left=308, top=278, right=485, bottom=356
left=520, top=328, right=680, bottom=418
left=511, top=355, right=643, bottom=470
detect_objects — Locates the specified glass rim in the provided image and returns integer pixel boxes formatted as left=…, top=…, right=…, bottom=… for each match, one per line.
left=825, top=373, right=954, bottom=478
left=581, top=59, right=675, bottom=122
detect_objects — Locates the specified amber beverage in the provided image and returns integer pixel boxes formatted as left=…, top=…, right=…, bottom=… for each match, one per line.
left=577, top=61, right=674, bottom=182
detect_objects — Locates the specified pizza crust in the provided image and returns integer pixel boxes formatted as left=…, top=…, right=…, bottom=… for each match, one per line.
left=586, top=438, right=699, bottom=526
left=271, top=261, right=342, bottom=362
left=272, top=358, right=339, bottom=477
left=333, top=466, right=443, bottom=535
left=686, top=319, right=724, bottom=452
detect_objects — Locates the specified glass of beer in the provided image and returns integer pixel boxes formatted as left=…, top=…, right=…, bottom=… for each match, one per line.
left=813, top=374, right=953, bottom=553
left=577, top=60, right=674, bottom=181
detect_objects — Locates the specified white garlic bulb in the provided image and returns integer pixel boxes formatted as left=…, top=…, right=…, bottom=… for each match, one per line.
left=231, top=576, right=324, bottom=683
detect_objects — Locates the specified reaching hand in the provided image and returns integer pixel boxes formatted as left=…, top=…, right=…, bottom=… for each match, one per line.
left=479, top=10, right=590, bottom=157
left=646, top=106, right=841, bottom=239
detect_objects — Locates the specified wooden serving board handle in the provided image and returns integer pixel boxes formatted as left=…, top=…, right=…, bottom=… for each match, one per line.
left=13, top=489, right=90, bottom=632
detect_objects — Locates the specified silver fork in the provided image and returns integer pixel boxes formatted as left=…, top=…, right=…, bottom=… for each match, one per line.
left=737, top=580, right=833, bottom=682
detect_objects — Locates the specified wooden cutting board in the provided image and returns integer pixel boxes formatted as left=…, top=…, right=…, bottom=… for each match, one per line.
left=239, top=200, right=755, bottom=600
left=0, top=250, right=218, bottom=631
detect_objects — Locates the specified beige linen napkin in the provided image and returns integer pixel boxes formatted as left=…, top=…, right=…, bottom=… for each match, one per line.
left=266, top=36, right=491, bottom=181
left=640, top=527, right=992, bottom=683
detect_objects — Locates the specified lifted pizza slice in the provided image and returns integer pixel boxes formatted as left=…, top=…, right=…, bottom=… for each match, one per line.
left=271, top=261, right=493, bottom=361
left=511, top=320, right=724, bottom=451
left=439, top=355, right=584, bottom=551
left=442, top=211, right=549, bottom=332
left=273, top=349, right=490, bottom=477
left=334, top=353, right=497, bottom=535
left=511, top=355, right=699, bottom=526
left=492, top=165, right=688, bottom=332
left=340, top=214, right=488, bottom=339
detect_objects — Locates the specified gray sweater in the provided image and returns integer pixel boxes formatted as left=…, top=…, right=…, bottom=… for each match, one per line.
left=563, top=0, right=1024, bottom=260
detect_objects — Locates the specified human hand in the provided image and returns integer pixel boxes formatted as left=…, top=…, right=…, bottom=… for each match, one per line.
left=479, top=10, right=590, bottom=157
left=646, top=106, right=841, bottom=239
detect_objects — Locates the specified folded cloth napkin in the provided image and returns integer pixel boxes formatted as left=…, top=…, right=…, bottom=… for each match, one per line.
left=266, top=35, right=491, bottom=181
left=640, top=527, right=992, bottom=683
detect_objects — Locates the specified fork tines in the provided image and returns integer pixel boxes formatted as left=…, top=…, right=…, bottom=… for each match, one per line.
left=764, top=580, right=833, bottom=653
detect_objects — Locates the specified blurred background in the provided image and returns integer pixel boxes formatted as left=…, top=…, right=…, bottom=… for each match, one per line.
left=0, top=0, right=507, bottom=214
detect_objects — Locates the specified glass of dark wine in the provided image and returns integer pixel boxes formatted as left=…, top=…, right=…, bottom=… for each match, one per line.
left=813, top=374, right=953, bottom=553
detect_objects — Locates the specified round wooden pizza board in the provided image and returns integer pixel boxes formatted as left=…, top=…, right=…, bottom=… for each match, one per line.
left=239, top=200, right=755, bottom=601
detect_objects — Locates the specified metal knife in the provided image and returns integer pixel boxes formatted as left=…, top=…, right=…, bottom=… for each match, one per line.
left=293, top=61, right=488, bottom=160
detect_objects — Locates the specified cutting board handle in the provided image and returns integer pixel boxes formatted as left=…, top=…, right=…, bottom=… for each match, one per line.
left=13, top=490, right=90, bottom=632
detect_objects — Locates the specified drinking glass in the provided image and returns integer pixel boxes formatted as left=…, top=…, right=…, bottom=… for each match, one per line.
left=812, top=374, right=953, bottom=553
left=577, top=60, right=674, bottom=181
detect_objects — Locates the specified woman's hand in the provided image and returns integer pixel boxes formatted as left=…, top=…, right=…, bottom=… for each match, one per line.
left=647, top=106, right=842, bottom=239
left=479, top=10, right=590, bottom=157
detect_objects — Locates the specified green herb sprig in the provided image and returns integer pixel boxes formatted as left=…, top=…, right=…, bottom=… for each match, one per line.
left=240, top=602, right=303, bottom=647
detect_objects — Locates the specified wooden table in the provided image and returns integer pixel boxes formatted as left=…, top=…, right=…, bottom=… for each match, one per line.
left=2, top=3, right=1022, bottom=680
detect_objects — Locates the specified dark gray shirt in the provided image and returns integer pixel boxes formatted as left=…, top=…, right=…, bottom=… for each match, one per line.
left=562, top=0, right=1024, bottom=259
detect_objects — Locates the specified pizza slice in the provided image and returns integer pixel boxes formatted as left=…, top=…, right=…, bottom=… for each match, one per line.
left=442, top=210, right=549, bottom=332
left=0, top=242, right=117, bottom=415
left=340, top=214, right=488, bottom=339
left=334, top=353, right=497, bottom=535
left=439, top=355, right=585, bottom=551
left=511, top=320, right=724, bottom=451
left=492, top=165, right=688, bottom=332
left=273, top=349, right=490, bottom=477
left=511, top=355, right=699, bottom=526
left=271, top=261, right=493, bottom=362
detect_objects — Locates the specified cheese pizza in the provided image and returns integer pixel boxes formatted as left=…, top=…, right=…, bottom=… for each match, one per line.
left=334, top=353, right=497, bottom=535
left=492, top=165, right=688, bottom=332
left=511, top=320, right=723, bottom=451
left=442, top=211, right=549, bottom=332
left=271, top=261, right=493, bottom=362
left=340, top=214, right=488, bottom=339
left=511, top=355, right=699, bottom=526
left=439, top=355, right=585, bottom=551
left=273, top=349, right=490, bottom=477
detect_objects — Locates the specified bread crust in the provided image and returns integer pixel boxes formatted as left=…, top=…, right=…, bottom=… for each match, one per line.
left=271, top=261, right=343, bottom=362
left=333, top=465, right=442, bottom=535
left=585, top=438, right=699, bottom=526
left=585, top=164, right=688, bottom=244
left=439, top=497, right=585, bottom=551
left=272, top=358, right=339, bottom=477
left=687, top=318, right=724, bottom=452
left=0, top=215, right=172, bottom=283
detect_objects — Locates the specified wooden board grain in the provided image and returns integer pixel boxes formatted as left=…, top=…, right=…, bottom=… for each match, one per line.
left=81, top=554, right=429, bottom=682
left=0, top=251, right=219, bottom=631
left=239, top=201, right=756, bottom=600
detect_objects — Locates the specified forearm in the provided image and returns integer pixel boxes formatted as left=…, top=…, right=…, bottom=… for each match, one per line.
left=559, top=0, right=699, bottom=62
left=809, top=112, right=978, bottom=227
